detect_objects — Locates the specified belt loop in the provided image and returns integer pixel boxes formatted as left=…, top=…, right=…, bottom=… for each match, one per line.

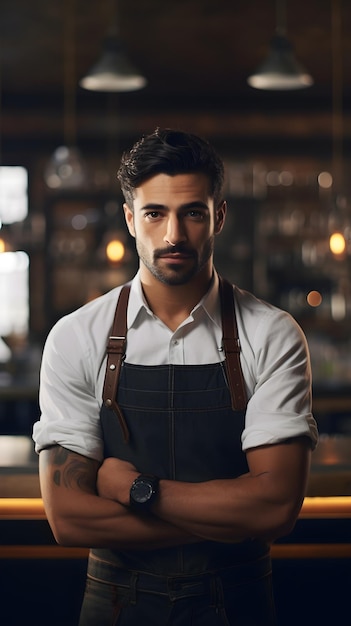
left=129, top=572, right=138, bottom=605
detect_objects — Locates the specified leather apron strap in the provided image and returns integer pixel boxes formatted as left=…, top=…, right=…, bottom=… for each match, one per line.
left=219, top=276, right=248, bottom=412
left=102, top=277, right=247, bottom=443
left=102, top=284, right=131, bottom=442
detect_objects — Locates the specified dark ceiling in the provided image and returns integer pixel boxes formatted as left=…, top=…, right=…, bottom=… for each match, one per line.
left=1, top=0, right=351, bottom=158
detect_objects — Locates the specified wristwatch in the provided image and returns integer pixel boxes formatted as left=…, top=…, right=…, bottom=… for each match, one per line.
left=129, top=474, right=159, bottom=511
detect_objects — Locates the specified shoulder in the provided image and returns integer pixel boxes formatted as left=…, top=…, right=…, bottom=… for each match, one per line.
left=232, top=285, right=308, bottom=352
left=233, top=285, right=294, bottom=324
left=44, top=284, right=129, bottom=363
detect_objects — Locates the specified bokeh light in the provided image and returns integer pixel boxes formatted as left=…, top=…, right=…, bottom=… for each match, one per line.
left=106, top=240, right=125, bottom=263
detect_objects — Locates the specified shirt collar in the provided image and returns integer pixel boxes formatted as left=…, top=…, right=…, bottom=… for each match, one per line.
left=127, top=272, right=151, bottom=328
left=127, top=270, right=222, bottom=330
left=199, top=271, right=222, bottom=329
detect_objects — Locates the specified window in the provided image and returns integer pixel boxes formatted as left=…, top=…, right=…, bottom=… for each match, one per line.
left=0, top=166, right=28, bottom=224
left=0, top=251, right=30, bottom=337
left=0, top=167, right=29, bottom=341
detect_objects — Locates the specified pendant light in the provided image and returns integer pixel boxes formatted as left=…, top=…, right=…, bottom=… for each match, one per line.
left=44, top=0, right=87, bottom=189
left=79, top=1, right=147, bottom=92
left=247, top=0, right=313, bottom=90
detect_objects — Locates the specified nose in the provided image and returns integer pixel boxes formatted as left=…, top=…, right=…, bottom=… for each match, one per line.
left=163, top=215, right=187, bottom=246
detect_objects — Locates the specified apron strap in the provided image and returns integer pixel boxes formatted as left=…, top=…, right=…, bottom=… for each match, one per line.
left=102, top=277, right=248, bottom=442
left=102, top=284, right=131, bottom=442
left=219, top=276, right=248, bottom=411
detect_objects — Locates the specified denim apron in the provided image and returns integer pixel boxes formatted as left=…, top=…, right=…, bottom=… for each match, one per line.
left=79, top=279, right=276, bottom=625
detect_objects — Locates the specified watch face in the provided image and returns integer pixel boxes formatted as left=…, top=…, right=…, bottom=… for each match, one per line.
left=130, top=475, right=159, bottom=510
left=131, top=479, right=153, bottom=504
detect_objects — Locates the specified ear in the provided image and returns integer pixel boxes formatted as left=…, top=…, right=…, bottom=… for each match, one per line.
left=214, top=200, right=226, bottom=235
left=123, top=203, right=135, bottom=238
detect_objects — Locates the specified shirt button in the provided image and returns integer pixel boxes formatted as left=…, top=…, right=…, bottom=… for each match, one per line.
left=173, top=340, right=179, bottom=345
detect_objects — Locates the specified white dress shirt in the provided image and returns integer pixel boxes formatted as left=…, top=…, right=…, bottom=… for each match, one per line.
left=33, top=271, right=318, bottom=461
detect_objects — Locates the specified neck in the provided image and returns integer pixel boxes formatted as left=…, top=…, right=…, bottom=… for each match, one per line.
left=139, top=266, right=214, bottom=331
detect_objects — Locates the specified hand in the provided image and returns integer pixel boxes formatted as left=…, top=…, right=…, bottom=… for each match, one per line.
left=97, top=457, right=139, bottom=506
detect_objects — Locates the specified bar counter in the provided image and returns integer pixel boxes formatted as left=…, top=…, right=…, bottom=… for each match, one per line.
left=1, top=435, right=351, bottom=560
left=0, top=496, right=351, bottom=561
left=1, top=495, right=351, bottom=519
left=1, top=493, right=350, bottom=625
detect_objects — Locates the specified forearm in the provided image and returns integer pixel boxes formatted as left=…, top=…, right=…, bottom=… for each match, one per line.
left=39, top=446, right=199, bottom=550
left=45, top=488, right=197, bottom=549
left=151, top=439, right=311, bottom=543
left=94, top=438, right=311, bottom=545
left=152, top=473, right=298, bottom=543
left=100, top=467, right=298, bottom=545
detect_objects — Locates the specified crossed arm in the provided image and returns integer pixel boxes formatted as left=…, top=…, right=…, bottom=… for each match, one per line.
left=39, top=436, right=311, bottom=549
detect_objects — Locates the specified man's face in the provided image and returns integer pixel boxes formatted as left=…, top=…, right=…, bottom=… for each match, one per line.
left=124, top=173, right=226, bottom=286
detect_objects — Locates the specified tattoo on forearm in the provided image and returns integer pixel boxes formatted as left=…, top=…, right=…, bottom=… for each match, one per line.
left=49, top=446, right=97, bottom=492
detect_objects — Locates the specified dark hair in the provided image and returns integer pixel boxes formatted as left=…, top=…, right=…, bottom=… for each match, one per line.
left=117, top=128, right=224, bottom=208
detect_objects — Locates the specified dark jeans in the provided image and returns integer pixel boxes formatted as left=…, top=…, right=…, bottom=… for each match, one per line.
left=78, top=553, right=277, bottom=626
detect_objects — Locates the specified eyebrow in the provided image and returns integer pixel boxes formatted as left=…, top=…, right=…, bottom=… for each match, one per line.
left=139, top=201, right=210, bottom=212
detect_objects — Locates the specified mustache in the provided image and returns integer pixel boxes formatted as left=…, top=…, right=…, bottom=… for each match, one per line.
left=154, top=245, right=197, bottom=258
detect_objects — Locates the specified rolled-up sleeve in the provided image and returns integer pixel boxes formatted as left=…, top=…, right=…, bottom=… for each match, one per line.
left=32, top=315, right=104, bottom=461
left=241, top=307, right=318, bottom=451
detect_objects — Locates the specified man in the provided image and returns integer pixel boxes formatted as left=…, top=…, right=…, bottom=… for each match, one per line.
left=33, top=128, right=318, bottom=625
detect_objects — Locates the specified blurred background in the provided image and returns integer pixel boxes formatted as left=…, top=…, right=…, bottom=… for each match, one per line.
left=1, top=0, right=351, bottom=440
left=1, top=3, right=351, bottom=625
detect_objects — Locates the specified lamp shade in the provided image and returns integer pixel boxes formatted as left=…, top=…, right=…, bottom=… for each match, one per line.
left=247, top=34, right=314, bottom=90
left=44, top=146, right=88, bottom=189
left=79, top=35, right=147, bottom=92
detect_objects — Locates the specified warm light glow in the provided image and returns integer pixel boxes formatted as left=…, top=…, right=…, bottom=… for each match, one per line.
left=0, top=238, right=5, bottom=253
left=1, top=496, right=350, bottom=521
left=106, top=240, right=125, bottom=262
left=329, top=232, right=346, bottom=255
left=306, top=290, right=323, bottom=307
left=0, top=498, right=46, bottom=518
left=80, top=72, right=147, bottom=92
left=318, top=171, right=333, bottom=189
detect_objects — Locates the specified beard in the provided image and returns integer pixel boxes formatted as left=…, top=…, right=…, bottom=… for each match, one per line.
left=135, top=237, right=215, bottom=285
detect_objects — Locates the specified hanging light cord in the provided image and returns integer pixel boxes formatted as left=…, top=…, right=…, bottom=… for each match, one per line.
left=331, top=0, right=343, bottom=191
left=275, top=0, right=287, bottom=37
left=63, top=0, right=76, bottom=147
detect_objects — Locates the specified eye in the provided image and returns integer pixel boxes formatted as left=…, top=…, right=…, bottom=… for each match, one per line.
left=144, top=211, right=162, bottom=219
left=186, top=209, right=206, bottom=220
